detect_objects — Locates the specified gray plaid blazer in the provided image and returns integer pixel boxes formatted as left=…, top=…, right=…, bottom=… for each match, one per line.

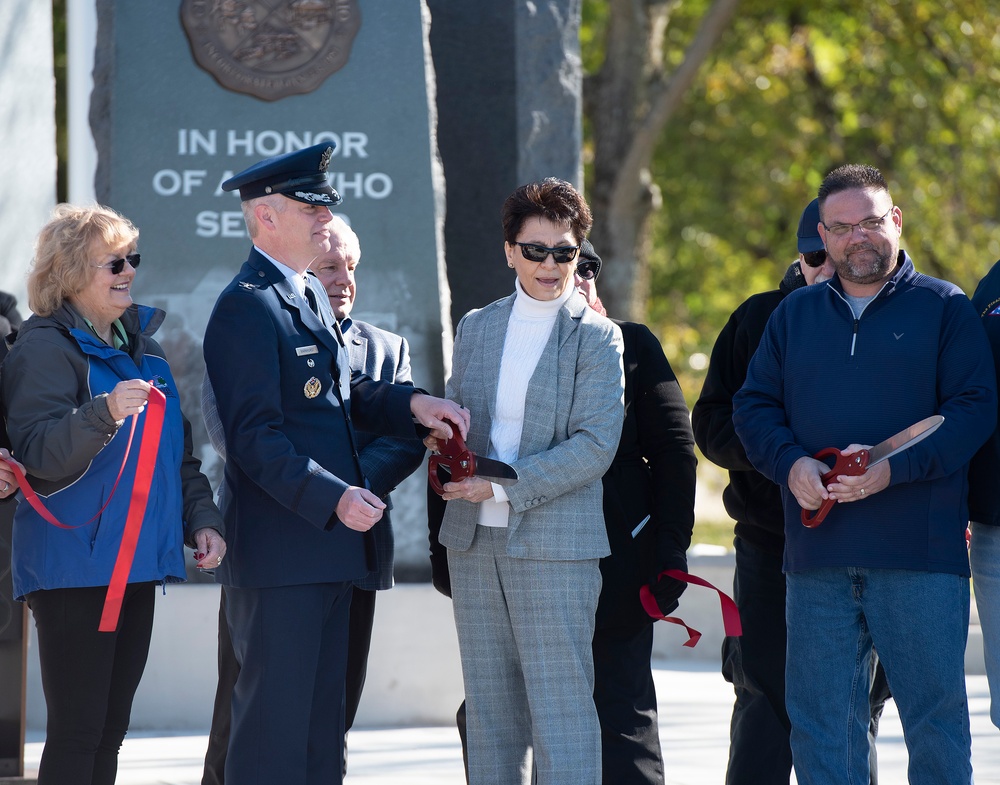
left=439, top=292, right=625, bottom=560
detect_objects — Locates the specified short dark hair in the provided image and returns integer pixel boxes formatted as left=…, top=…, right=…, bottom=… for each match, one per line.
left=500, top=178, right=593, bottom=245
left=818, top=164, right=889, bottom=212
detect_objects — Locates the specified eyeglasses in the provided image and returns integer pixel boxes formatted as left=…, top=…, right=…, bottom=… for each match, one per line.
left=822, top=207, right=893, bottom=238
left=802, top=250, right=827, bottom=268
left=515, top=242, right=580, bottom=264
left=576, top=259, right=601, bottom=280
left=94, top=253, right=141, bottom=275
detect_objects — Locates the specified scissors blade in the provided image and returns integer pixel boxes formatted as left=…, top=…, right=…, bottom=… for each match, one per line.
left=867, top=415, right=944, bottom=467
left=472, top=455, right=519, bottom=486
left=436, top=455, right=519, bottom=486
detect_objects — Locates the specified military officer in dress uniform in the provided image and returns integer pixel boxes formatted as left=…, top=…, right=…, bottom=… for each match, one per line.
left=200, top=218, right=428, bottom=784
left=203, top=142, right=468, bottom=785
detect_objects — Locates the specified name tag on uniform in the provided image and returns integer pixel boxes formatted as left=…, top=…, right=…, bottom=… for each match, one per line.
left=295, top=345, right=319, bottom=356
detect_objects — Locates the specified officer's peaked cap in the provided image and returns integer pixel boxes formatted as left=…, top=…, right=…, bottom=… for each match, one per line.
left=222, top=142, right=342, bottom=206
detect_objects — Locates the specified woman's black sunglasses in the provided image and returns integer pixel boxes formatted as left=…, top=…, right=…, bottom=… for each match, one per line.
left=515, top=242, right=580, bottom=264
left=95, top=253, right=141, bottom=275
left=576, top=259, right=601, bottom=281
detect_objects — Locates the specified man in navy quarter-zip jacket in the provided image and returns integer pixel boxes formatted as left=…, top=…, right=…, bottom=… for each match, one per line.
left=694, top=199, right=890, bottom=785
left=734, top=164, right=995, bottom=785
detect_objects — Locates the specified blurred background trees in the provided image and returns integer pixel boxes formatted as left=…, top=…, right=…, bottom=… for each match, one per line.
left=582, top=0, right=1000, bottom=402
left=50, top=1, right=1000, bottom=405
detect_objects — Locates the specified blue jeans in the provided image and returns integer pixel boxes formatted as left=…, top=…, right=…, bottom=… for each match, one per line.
left=785, top=568, right=971, bottom=785
left=726, top=541, right=891, bottom=785
left=971, top=521, right=1000, bottom=728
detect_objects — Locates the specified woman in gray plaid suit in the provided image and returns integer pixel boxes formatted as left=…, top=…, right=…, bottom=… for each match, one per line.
left=434, top=178, right=625, bottom=785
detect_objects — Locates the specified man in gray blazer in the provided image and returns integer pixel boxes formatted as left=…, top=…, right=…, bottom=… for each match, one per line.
left=312, top=219, right=427, bottom=749
left=201, top=217, right=426, bottom=784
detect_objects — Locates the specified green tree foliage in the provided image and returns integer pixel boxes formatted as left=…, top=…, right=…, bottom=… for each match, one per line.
left=583, top=0, right=1000, bottom=401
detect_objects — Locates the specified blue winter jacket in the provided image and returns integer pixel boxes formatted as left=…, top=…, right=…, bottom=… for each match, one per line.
left=733, top=253, right=995, bottom=577
left=0, top=302, right=222, bottom=600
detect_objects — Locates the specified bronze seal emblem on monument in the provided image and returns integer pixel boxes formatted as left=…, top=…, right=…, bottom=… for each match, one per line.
left=180, top=0, right=361, bottom=102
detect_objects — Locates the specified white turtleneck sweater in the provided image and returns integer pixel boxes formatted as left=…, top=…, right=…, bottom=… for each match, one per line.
left=478, top=278, right=576, bottom=528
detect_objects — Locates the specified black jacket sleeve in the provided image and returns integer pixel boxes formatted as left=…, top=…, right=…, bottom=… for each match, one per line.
left=598, top=322, right=696, bottom=624
left=692, top=290, right=784, bottom=472
left=631, top=324, right=697, bottom=572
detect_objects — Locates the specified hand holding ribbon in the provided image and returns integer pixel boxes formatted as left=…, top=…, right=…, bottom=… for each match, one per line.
left=106, top=378, right=152, bottom=421
left=0, top=386, right=167, bottom=632
left=648, top=571, right=687, bottom=615
left=0, top=449, right=22, bottom=499
left=640, top=568, right=742, bottom=648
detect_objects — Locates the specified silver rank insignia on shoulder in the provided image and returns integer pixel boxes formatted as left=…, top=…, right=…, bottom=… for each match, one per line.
left=304, top=377, right=322, bottom=398
left=238, top=281, right=255, bottom=291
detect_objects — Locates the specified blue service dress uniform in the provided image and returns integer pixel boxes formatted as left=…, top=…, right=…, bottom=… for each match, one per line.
left=203, top=249, right=420, bottom=785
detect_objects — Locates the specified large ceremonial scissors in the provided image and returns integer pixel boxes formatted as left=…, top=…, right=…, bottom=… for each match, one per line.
left=428, top=426, right=518, bottom=495
left=801, top=414, right=944, bottom=527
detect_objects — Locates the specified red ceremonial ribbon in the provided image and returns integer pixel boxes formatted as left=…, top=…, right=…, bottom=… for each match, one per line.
left=639, top=568, right=743, bottom=648
left=2, top=386, right=166, bottom=632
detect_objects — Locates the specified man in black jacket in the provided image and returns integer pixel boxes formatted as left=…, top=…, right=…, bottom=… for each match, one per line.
left=577, top=241, right=697, bottom=785
left=693, top=199, right=887, bottom=785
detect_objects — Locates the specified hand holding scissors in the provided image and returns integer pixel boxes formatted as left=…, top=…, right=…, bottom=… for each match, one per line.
left=797, top=415, right=943, bottom=527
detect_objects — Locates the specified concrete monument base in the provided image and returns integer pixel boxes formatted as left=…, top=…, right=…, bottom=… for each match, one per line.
left=23, top=550, right=985, bottom=733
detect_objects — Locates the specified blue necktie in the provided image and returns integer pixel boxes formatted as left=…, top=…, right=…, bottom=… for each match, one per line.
left=303, top=281, right=321, bottom=317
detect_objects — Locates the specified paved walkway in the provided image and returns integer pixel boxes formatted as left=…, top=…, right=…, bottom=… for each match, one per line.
left=22, top=662, right=1000, bottom=784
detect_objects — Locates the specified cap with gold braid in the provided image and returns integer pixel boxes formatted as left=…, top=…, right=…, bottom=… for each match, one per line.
left=222, top=142, right=342, bottom=206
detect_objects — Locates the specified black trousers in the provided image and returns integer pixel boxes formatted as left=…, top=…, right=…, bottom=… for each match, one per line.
left=592, top=622, right=664, bottom=784
left=28, top=582, right=155, bottom=785
left=723, top=537, right=891, bottom=785
left=344, top=587, right=377, bottom=733
left=201, top=590, right=236, bottom=785
left=201, top=585, right=377, bottom=785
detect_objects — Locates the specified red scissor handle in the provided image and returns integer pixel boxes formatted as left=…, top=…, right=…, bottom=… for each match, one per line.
left=800, top=447, right=870, bottom=527
left=428, top=426, right=476, bottom=495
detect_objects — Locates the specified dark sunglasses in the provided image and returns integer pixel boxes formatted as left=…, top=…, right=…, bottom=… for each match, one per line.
left=802, top=249, right=827, bottom=268
left=95, top=253, right=141, bottom=275
left=576, top=259, right=601, bottom=280
left=515, top=242, right=580, bottom=264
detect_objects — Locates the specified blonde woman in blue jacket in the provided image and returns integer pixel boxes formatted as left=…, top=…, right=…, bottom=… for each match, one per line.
left=1, top=204, right=224, bottom=785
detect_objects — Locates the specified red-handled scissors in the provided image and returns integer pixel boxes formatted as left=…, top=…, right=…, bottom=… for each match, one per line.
left=428, top=426, right=518, bottom=495
left=801, top=414, right=944, bottom=527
